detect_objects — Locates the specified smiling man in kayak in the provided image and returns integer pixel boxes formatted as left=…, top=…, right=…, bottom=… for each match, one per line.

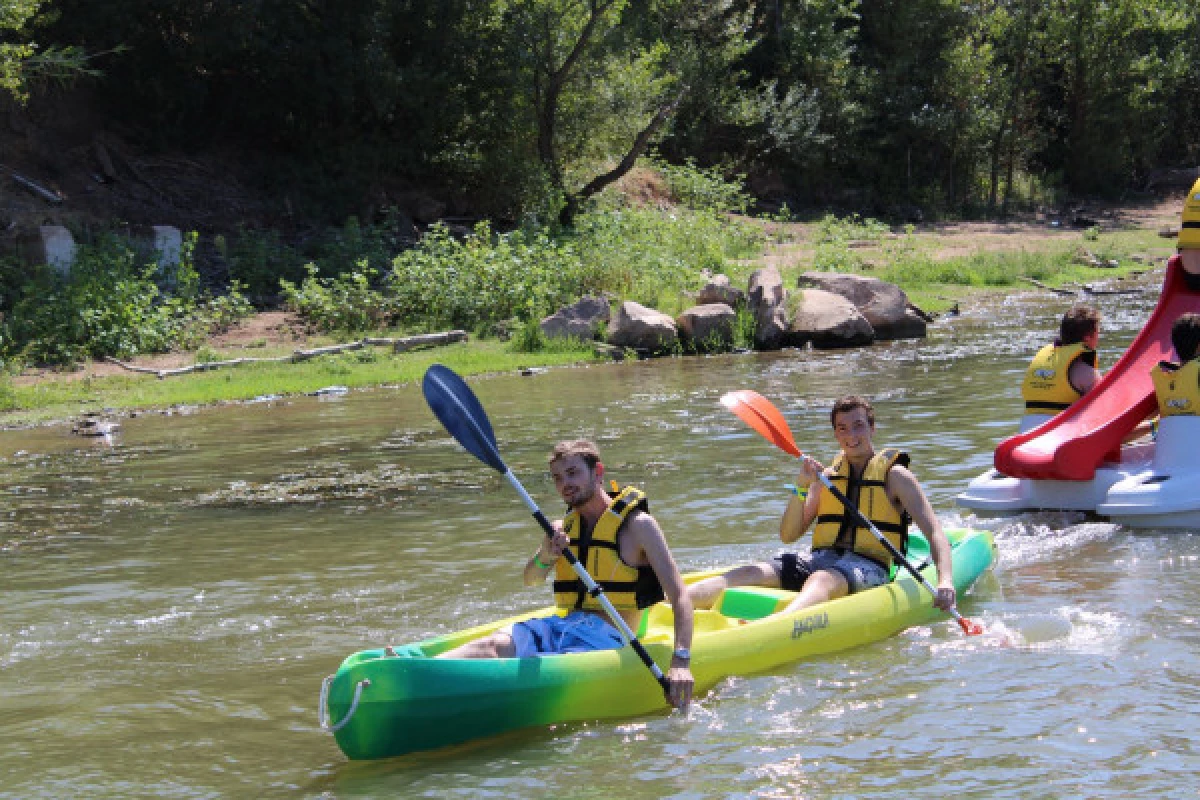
left=438, top=439, right=695, bottom=708
left=688, top=395, right=956, bottom=616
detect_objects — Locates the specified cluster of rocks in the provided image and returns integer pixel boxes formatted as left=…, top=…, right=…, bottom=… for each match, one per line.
left=539, top=267, right=929, bottom=355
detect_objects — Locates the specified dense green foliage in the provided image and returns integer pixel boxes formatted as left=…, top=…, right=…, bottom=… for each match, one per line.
left=280, top=199, right=762, bottom=336
left=0, top=234, right=252, bottom=367
left=0, top=0, right=41, bottom=98
left=3, top=2, right=1194, bottom=370
left=17, top=0, right=1197, bottom=218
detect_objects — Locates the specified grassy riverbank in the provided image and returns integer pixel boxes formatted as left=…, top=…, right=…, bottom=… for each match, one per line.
left=0, top=339, right=600, bottom=428
left=2, top=197, right=1180, bottom=429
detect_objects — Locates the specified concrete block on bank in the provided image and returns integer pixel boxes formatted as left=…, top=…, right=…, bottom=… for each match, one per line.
left=151, top=225, right=183, bottom=289
left=28, top=225, right=77, bottom=275
left=152, top=226, right=182, bottom=268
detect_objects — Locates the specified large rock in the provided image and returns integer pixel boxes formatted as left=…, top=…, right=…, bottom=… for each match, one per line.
left=796, top=272, right=926, bottom=340
left=697, top=274, right=745, bottom=308
left=676, top=303, right=736, bottom=351
left=748, top=267, right=788, bottom=350
left=786, top=289, right=874, bottom=348
left=607, top=301, right=678, bottom=353
left=540, top=295, right=611, bottom=341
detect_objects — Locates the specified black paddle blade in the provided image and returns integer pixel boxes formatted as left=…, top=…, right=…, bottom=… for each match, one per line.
left=422, top=364, right=506, bottom=473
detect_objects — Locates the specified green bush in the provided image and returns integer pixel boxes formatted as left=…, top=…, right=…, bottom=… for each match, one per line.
left=1, top=233, right=252, bottom=367
left=280, top=262, right=393, bottom=333
left=275, top=208, right=763, bottom=337
left=222, top=226, right=307, bottom=301
left=652, top=157, right=752, bottom=214
left=389, top=222, right=587, bottom=332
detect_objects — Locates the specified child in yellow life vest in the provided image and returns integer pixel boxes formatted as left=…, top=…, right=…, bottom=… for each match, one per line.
left=1147, top=185, right=1200, bottom=425
left=1021, top=305, right=1102, bottom=419
left=1152, top=313, right=1200, bottom=417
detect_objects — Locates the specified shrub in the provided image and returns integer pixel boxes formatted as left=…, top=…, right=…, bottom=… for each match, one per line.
left=389, top=222, right=587, bottom=331
left=652, top=156, right=752, bottom=214
left=1, top=233, right=253, bottom=367
left=280, top=262, right=393, bottom=333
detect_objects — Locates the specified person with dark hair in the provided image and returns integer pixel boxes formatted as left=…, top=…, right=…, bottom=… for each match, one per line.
left=437, top=439, right=694, bottom=708
left=687, top=396, right=956, bottom=616
left=1151, top=313, right=1200, bottom=417
left=1021, top=305, right=1103, bottom=417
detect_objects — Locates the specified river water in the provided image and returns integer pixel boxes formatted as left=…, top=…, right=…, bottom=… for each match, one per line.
left=3, top=270, right=1198, bottom=798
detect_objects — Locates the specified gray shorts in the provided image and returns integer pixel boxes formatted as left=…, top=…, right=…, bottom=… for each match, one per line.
left=775, top=548, right=890, bottom=594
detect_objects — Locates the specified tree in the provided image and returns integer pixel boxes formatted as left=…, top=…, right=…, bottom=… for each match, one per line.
left=502, top=0, right=752, bottom=224
left=1, top=0, right=43, bottom=99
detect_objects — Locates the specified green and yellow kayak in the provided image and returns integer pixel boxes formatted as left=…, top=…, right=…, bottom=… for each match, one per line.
left=320, top=527, right=996, bottom=760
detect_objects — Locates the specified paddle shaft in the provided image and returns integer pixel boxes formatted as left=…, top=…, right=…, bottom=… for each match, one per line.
left=504, top=470, right=670, bottom=692
left=810, top=471, right=976, bottom=634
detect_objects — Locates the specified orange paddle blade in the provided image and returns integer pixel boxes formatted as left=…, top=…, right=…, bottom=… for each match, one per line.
left=719, top=390, right=803, bottom=458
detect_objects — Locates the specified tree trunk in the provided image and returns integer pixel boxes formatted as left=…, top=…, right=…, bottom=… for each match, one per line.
left=559, top=87, right=688, bottom=226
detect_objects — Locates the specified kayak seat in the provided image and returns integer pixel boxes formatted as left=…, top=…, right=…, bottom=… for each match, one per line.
left=637, top=603, right=742, bottom=642
left=887, top=531, right=932, bottom=581
left=717, top=586, right=796, bottom=621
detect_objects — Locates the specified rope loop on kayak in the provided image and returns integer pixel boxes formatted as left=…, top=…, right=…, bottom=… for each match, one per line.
left=318, top=676, right=371, bottom=733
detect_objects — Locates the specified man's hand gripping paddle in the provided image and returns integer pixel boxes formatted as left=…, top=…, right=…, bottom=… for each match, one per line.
left=719, top=389, right=984, bottom=636
left=422, top=364, right=672, bottom=692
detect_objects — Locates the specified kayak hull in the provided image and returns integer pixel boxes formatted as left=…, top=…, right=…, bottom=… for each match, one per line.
left=322, top=527, right=996, bottom=760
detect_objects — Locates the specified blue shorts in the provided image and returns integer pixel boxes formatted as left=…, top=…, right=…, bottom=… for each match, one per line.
left=775, top=548, right=889, bottom=594
left=509, top=612, right=625, bottom=658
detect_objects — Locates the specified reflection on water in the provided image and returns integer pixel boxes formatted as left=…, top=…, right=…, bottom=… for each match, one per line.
left=3, top=271, right=1197, bottom=798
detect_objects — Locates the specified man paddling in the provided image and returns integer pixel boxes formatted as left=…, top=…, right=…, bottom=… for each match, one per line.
left=439, top=439, right=695, bottom=708
left=688, top=395, right=956, bottom=616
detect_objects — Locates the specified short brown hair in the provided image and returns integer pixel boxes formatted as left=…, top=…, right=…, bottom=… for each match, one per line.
left=1060, top=305, right=1100, bottom=345
left=1172, top=313, right=1200, bottom=362
left=831, top=395, right=875, bottom=428
left=548, top=439, right=601, bottom=469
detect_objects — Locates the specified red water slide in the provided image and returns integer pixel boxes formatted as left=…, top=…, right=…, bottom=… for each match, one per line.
left=994, top=255, right=1200, bottom=480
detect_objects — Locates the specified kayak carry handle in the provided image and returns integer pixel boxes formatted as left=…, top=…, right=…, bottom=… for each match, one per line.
left=318, top=675, right=371, bottom=734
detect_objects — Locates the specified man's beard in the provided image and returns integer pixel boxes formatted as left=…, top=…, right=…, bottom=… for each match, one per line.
left=567, top=482, right=595, bottom=509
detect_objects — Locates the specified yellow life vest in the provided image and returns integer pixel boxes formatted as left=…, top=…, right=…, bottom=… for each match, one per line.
left=1021, top=342, right=1098, bottom=413
left=552, top=485, right=664, bottom=613
left=1151, top=359, right=1200, bottom=417
left=1181, top=177, right=1200, bottom=249
left=812, top=448, right=910, bottom=569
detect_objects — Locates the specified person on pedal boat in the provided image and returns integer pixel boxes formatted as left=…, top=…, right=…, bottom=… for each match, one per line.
left=1020, top=305, right=1103, bottom=423
left=1180, top=178, right=1200, bottom=284
left=439, top=439, right=695, bottom=708
left=688, top=395, right=956, bottom=616
left=1152, top=313, right=1200, bottom=417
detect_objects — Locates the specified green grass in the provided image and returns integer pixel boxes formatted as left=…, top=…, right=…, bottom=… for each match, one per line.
left=757, top=221, right=1177, bottom=313
left=0, top=340, right=601, bottom=427
left=4, top=207, right=1177, bottom=423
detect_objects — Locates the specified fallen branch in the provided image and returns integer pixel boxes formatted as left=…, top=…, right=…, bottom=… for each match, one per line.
left=1018, top=277, right=1076, bottom=296
left=905, top=301, right=936, bottom=323
left=103, top=330, right=469, bottom=378
left=0, top=164, right=63, bottom=204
